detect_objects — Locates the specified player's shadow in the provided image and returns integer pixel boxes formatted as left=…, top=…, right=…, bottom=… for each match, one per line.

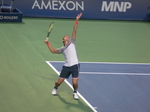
left=57, top=94, right=91, bottom=111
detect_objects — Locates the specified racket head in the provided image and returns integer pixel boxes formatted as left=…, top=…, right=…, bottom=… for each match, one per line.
left=47, top=22, right=54, bottom=37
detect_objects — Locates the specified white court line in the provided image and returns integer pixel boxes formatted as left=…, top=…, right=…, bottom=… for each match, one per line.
left=46, top=61, right=98, bottom=112
left=80, top=72, right=150, bottom=76
left=58, top=71, right=150, bottom=75
left=49, top=61, right=150, bottom=76
left=48, top=61, right=150, bottom=65
left=55, top=71, right=150, bottom=76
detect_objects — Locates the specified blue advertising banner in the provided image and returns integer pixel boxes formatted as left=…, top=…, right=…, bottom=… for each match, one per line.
left=2, top=0, right=150, bottom=21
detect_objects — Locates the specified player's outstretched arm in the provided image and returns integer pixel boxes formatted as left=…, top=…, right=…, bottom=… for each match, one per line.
left=72, top=13, right=82, bottom=40
left=44, top=40, right=58, bottom=54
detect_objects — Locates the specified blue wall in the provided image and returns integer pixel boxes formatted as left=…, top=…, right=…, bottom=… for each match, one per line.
left=3, top=0, right=150, bottom=21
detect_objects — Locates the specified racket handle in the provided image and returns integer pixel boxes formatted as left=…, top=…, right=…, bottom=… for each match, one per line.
left=45, top=37, right=49, bottom=41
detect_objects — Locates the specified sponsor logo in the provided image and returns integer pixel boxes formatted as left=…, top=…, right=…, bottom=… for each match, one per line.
left=0, top=15, right=18, bottom=20
left=101, top=1, right=132, bottom=12
left=32, top=0, right=84, bottom=11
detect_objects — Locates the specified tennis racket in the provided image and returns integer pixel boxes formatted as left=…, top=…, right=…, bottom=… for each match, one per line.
left=45, top=22, right=54, bottom=41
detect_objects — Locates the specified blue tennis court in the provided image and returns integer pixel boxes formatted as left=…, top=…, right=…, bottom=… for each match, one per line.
left=46, top=61, right=150, bottom=112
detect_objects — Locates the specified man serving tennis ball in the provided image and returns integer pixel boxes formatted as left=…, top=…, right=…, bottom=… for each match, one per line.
left=44, top=13, right=82, bottom=100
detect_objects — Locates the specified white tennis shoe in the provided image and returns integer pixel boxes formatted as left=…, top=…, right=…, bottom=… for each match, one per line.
left=52, top=88, right=57, bottom=95
left=73, top=92, right=79, bottom=100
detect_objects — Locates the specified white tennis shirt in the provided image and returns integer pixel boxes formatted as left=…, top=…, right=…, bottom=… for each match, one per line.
left=58, top=38, right=79, bottom=67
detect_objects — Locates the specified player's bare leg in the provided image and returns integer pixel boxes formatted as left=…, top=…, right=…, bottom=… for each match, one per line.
left=72, top=78, right=79, bottom=100
left=52, top=78, right=65, bottom=95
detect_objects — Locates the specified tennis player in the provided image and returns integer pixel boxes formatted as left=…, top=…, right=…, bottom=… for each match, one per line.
left=44, top=13, right=82, bottom=100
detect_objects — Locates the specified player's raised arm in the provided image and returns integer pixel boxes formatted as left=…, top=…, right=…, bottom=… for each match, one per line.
left=72, top=13, right=82, bottom=40
left=44, top=40, right=59, bottom=54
